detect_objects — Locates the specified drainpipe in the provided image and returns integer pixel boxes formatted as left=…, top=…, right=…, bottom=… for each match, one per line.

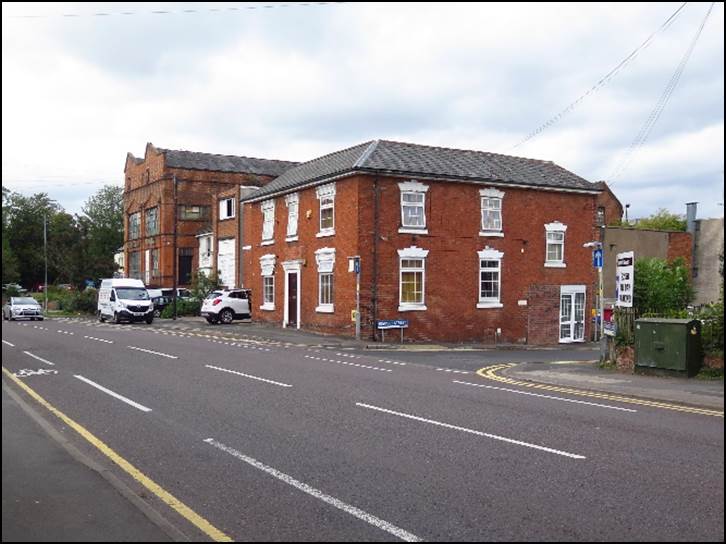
left=686, top=202, right=698, bottom=275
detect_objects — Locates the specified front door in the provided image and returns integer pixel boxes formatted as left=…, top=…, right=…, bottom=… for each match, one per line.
left=559, top=286, right=586, bottom=343
left=287, top=272, right=298, bottom=326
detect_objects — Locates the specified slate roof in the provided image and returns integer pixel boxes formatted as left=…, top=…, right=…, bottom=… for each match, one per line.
left=244, top=140, right=598, bottom=201
left=157, top=147, right=298, bottom=177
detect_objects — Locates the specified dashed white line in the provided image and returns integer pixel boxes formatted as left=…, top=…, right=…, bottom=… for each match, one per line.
left=356, top=402, right=586, bottom=460
left=452, top=380, right=638, bottom=413
left=304, top=355, right=392, bottom=373
left=204, top=438, right=421, bottom=542
left=74, top=375, right=152, bottom=412
left=204, top=365, right=293, bottom=388
left=127, top=346, right=178, bottom=359
left=23, top=351, right=55, bottom=366
left=83, top=335, right=114, bottom=344
left=2, top=340, right=15, bottom=347
left=436, top=368, right=471, bottom=375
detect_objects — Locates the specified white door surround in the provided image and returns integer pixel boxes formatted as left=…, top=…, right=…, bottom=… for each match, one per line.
left=282, top=260, right=303, bottom=329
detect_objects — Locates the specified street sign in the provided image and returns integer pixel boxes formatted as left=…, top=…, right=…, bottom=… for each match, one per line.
left=603, top=321, right=618, bottom=337
left=377, top=319, right=409, bottom=329
left=593, top=248, right=603, bottom=268
left=616, top=251, right=634, bottom=308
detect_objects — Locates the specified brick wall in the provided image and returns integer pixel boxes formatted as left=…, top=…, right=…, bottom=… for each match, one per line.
left=244, top=174, right=599, bottom=344
left=667, top=231, right=693, bottom=272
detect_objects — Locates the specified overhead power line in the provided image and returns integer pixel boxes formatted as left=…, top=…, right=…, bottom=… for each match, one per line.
left=608, top=2, right=716, bottom=186
left=5, top=2, right=344, bottom=19
left=511, top=2, right=688, bottom=150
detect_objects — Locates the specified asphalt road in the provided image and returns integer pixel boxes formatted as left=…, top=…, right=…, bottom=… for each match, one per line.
left=2, top=318, right=723, bottom=541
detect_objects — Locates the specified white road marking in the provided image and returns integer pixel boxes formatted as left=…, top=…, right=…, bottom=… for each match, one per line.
left=73, top=375, right=152, bottom=412
left=436, top=368, right=471, bottom=375
left=127, top=346, right=178, bottom=359
left=2, top=340, right=15, bottom=347
left=356, top=402, right=586, bottom=460
left=23, top=351, right=55, bottom=366
left=83, top=335, right=114, bottom=344
left=304, top=355, right=392, bottom=373
left=452, top=380, right=638, bottom=413
left=204, top=365, right=293, bottom=388
left=204, top=438, right=421, bottom=542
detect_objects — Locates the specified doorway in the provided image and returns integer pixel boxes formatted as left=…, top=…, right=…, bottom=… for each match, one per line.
left=559, top=285, right=586, bottom=343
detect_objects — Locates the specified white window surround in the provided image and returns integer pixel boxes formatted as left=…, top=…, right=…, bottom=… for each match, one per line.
left=477, top=247, right=504, bottom=309
left=480, top=188, right=505, bottom=237
left=398, top=246, right=429, bottom=311
left=261, top=200, right=275, bottom=243
left=315, top=247, right=336, bottom=313
left=219, top=198, right=235, bottom=220
left=545, top=221, right=567, bottom=268
left=285, top=192, right=299, bottom=242
left=259, top=254, right=276, bottom=311
left=316, top=183, right=336, bottom=237
left=398, top=181, right=429, bottom=235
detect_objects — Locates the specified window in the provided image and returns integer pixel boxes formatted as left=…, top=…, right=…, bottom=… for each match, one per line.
left=128, top=212, right=141, bottom=240
left=316, top=183, right=336, bottom=237
left=477, top=248, right=503, bottom=308
left=480, top=188, right=504, bottom=236
left=145, top=207, right=158, bottom=236
left=150, top=248, right=160, bottom=279
left=129, top=251, right=141, bottom=279
left=219, top=198, right=235, bottom=220
left=315, top=247, right=335, bottom=312
left=259, top=254, right=276, bottom=310
left=398, top=246, right=429, bottom=311
left=545, top=222, right=567, bottom=267
left=261, top=200, right=275, bottom=244
left=285, top=193, right=299, bottom=241
left=596, top=206, right=606, bottom=227
left=179, top=205, right=210, bottom=221
left=398, top=181, right=428, bottom=233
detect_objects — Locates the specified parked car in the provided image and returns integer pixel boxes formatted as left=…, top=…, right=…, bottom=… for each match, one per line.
left=161, top=288, right=193, bottom=301
left=3, top=297, right=44, bottom=321
left=201, top=289, right=251, bottom=324
left=151, top=295, right=172, bottom=317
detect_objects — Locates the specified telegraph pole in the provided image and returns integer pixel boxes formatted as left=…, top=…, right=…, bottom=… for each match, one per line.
left=43, top=213, right=48, bottom=312
left=172, top=174, right=178, bottom=320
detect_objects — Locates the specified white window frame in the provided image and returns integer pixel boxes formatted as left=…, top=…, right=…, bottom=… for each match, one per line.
left=145, top=207, right=159, bottom=237
left=315, top=247, right=335, bottom=313
left=545, top=222, right=567, bottom=268
left=477, top=248, right=504, bottom=308
left=259, top=254, right=276, bottom=310
left=316, top=183, right=336, bottom=238
left=480, top=188, right=504, bottom=237
left=398, top=246, right=429, bottom=311
left=128, top=212, right=141, bottom=240
left=261, top=200, right=275, bottom=245
left=398, top=181, right=429, bottom=234
left=285, top=192, right=299, bottom=242
left=219, top=198, right=235, bottom=220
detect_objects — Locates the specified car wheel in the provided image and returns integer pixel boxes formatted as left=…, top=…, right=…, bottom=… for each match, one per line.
left=145, top=315, right=154, bottom=325
left=206, top=315, right=219, bottom=325
left=154, top=308, right=161, bottom=318
left=219, top=308, right=234, bottom=324
left=113, top=312, right=121, bottom=325
left=98, top=311, right=106, bottom=323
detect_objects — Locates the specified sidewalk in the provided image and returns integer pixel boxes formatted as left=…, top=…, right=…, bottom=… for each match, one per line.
left=2, top=383, right=175, bottom=542
left=503, top=361, right=724, bottom=411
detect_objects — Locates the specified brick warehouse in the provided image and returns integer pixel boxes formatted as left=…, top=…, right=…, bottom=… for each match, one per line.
left=123, top=143, right=297, bottom=289
left=241, top=140, right=621, bottom=345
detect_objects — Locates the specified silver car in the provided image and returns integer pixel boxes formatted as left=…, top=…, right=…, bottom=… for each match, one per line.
left=3, top=297, right=44, bottom=321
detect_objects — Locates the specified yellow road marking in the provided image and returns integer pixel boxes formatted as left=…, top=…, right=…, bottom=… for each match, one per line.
left=2, top=367, right=233, bottom=542
left=476, top=364, right=724, bottom=418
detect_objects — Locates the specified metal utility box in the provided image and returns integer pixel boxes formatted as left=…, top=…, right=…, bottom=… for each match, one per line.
left=635, top=318, right=702, bottom=376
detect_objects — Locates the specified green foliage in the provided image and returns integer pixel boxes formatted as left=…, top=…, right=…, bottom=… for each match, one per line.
left=190, top=270, right=221, bottom=303
left=79, top=185, right=124, bottom=280
left=53, top=288, right=97, bottom=314
left=634, top=257, right=693, bottom=315
left=634, top=208, right=687, bottom=231
left=160, top=299, right=200, bottom=318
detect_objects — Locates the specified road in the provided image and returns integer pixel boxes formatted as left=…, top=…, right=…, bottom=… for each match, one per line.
left=2, top=318, right=723, bottom=541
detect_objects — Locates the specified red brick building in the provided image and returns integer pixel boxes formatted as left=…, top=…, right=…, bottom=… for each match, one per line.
left=242, top=140, right=607, bottom=344
left=123, top=143, right=296, bottom=289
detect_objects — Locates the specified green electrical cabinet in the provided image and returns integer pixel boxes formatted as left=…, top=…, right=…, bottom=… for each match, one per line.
left=635, top=318, right=702, bottom=376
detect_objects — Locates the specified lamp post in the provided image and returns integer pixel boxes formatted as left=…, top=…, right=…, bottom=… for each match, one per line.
left=44, top=213, right=48, bottom=312
left=584, top=241, right=604, bottom=359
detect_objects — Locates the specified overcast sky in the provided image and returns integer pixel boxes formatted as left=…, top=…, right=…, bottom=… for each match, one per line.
left=2, top=2, right=724, bottom=219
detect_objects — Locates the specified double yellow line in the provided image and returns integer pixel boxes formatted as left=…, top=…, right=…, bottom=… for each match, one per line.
left=476, top=364, right=724, bottom=418
left=2, top=367, right=233, bottom=541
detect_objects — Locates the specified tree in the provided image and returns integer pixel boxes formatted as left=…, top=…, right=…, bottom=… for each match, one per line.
left=634, top=257, right=693, bottom=315
left=79, top=185, right=124, bottom=281
left=634, top=208, right=687, bottom=231
left=2, top=187, right=20, bottom=284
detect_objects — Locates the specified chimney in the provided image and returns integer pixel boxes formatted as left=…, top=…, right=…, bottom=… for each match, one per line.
left=686, top=202, right=698, bottom=234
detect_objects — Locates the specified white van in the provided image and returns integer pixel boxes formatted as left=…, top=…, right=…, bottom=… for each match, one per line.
left=97, top=278, right=154, bottom=324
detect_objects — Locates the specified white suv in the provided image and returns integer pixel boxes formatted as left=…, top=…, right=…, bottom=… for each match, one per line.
left=201, top=289, right=252, bottom=324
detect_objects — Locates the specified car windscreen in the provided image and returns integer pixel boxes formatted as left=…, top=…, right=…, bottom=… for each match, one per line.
left=13, top=297, right=38, bottom=305
left=115, top=288, right=150, bottom=301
